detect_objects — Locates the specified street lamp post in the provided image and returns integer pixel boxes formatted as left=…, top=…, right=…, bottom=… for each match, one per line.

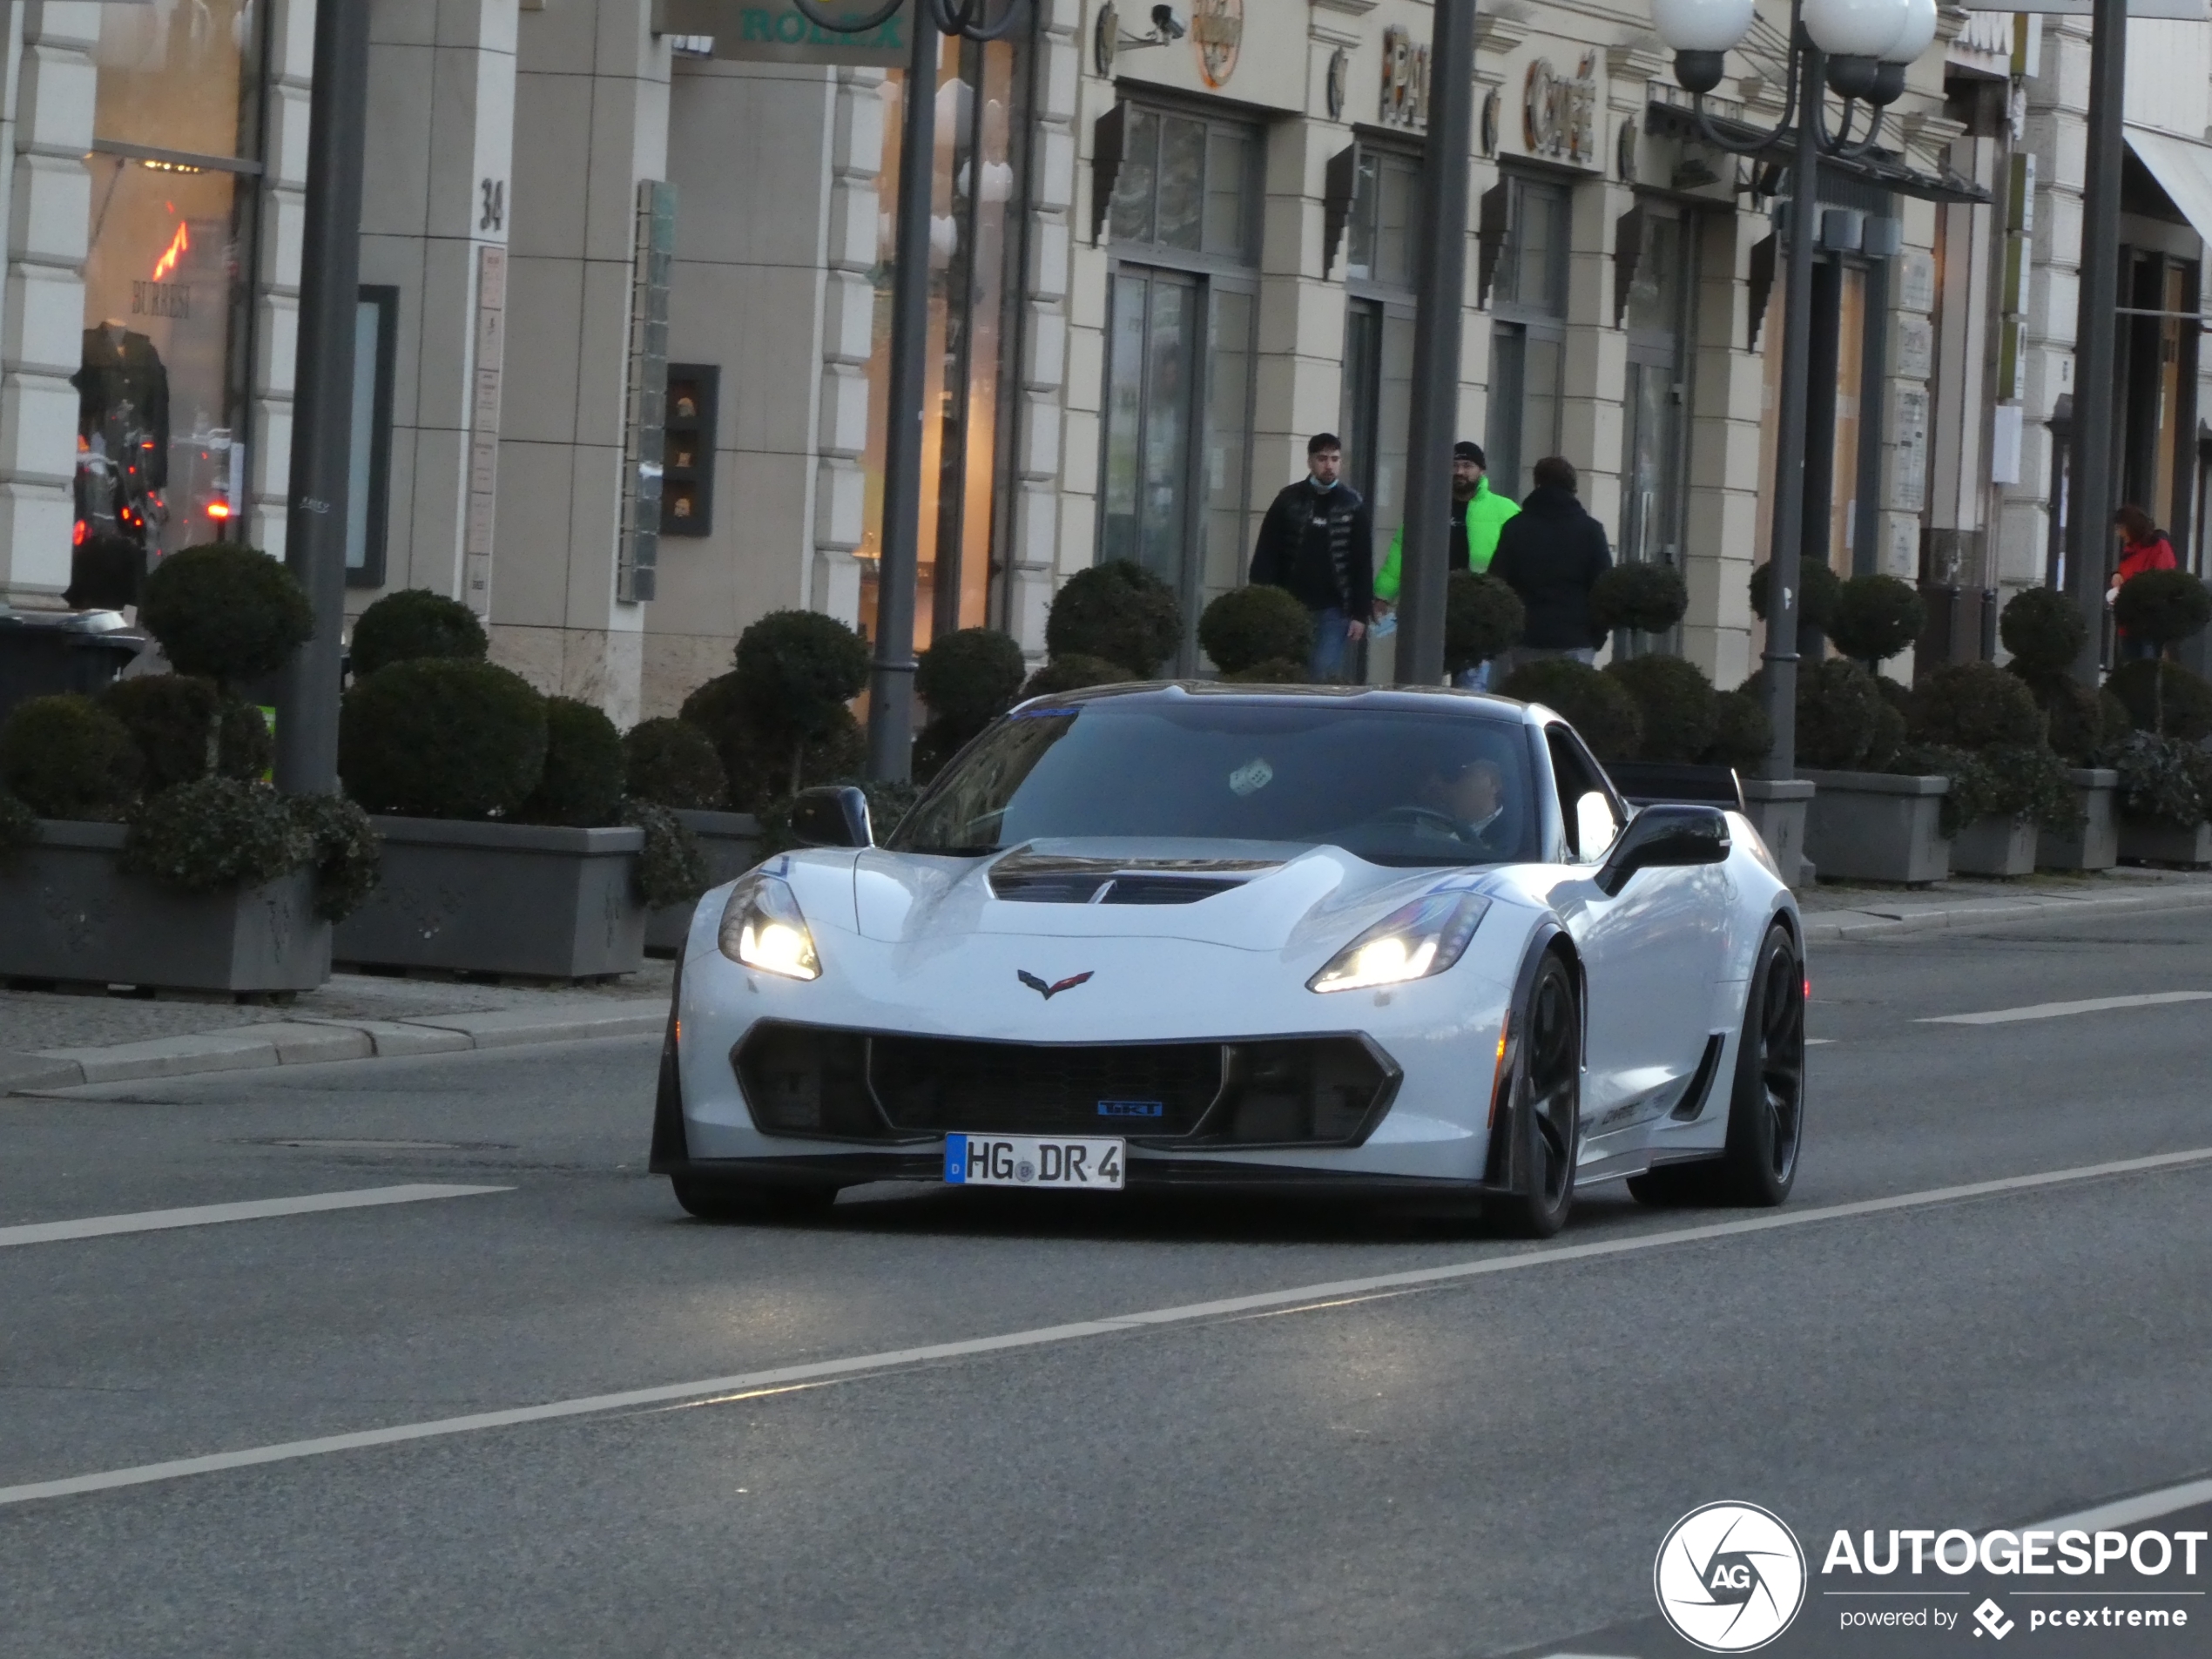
left=1649, top=0, right=1935, bottom=779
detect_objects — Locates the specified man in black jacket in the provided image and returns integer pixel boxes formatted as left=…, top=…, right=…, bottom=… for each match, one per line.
left=1487, top=455, right=1612, bottom=673
left=1249, top=432, right=1373, bottom=681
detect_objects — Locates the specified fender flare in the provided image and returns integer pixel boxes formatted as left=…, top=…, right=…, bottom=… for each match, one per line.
left=1483, top=918, right=1581, bottom=1193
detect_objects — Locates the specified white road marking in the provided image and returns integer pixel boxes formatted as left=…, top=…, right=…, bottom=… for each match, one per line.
left=2030, top=1476, right=2212, bottom=1535
left=3, top=1146, right=2209, bottom=1508
left=0, top=1185, right=511, bottom=1250
left=1918, top=991, right=2212, bottom=1026
left=1807, top=1038, right=1836, bottom=1046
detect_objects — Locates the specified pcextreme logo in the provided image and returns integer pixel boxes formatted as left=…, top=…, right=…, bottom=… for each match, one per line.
left=1655, top=1501, right=1809, bottom=1652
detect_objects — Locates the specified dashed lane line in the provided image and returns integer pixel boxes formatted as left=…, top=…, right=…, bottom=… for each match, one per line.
left=1918, top=991, right=2212, bottom=1027
left=0, top=1185, right=512, bottom=1249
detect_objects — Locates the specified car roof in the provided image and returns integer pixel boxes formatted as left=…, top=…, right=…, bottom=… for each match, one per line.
left=1010, top=680, right=1545, bottom=723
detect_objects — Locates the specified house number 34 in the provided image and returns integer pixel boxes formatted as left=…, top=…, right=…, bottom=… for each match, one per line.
left=479, top=178, right=506, bottom=232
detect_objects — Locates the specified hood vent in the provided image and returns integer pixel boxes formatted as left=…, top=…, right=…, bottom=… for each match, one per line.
left=988, top=851, right=1278, bottom=907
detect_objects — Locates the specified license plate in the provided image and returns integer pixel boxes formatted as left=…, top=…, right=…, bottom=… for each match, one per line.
left=944, top=1133, right=1124, bottom=1191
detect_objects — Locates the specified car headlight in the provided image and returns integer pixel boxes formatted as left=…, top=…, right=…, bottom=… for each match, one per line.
left=1308, top=890, right=1490, bottom=994
left=717, top=873, right=820, bottom=980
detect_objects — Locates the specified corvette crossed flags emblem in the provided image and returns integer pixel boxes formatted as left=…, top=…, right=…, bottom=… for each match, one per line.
left=1017, top=970, right=1094, bottom=1000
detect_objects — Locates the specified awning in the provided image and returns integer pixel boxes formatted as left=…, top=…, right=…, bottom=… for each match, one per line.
left=2125, top=125, right=2212, bottom=247
left=1642, top=102, right=1992, bottom=206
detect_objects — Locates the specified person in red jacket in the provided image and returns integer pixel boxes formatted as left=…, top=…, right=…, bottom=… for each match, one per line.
left=2110, top=504, right=2178, bottom=661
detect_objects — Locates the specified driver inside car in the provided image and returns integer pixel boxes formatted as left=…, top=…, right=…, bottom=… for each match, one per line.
left=1415, top=756, right=1514, bottom=851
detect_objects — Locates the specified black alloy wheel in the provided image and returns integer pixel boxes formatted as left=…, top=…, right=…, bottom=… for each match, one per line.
left=1715, top=924, right=1805, bottom=1204
left=670, top=1174, right=840, bottom=1223
left=1490, top=952, right=1582, bottom=1238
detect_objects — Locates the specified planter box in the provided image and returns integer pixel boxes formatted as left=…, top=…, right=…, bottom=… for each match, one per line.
left=1950, top=814, right=2039, bottom=878
left=0, top=820, right=329, bottom=992
left=2038, top=769, right=2118, bottom=872
left=1800, top=769, right=1951, bottom=886
left=645, top=809, right=764, bottom=955
left=334, top=816, right=645, bottom=978
left=2117, top=817, right=2212, bottom=869
left=1741, top=778, right=1815, bottom=887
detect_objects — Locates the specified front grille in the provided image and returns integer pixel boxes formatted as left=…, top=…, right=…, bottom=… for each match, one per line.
left=732, top=1022, right=1398, bottom=1150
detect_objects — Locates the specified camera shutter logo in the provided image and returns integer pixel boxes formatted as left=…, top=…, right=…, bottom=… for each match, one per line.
left=1653, top=1502, right=1807, bottom=1652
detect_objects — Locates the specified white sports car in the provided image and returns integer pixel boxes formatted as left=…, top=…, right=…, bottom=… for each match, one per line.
left=651, top=683, right=1805, bottom=1236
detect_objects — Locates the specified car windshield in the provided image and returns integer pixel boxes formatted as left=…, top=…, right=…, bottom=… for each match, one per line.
left=890, top=696, right=1541, bottom=867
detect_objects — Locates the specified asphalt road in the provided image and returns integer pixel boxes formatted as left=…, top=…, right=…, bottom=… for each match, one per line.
left=3, top=908, right=2211, bottom=1658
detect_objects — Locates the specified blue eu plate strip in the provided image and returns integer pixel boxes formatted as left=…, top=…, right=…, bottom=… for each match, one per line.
left=944, top=1133, right=967, bottom=1184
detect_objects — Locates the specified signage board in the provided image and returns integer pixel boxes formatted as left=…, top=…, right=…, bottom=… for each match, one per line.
left=651, top=0, right=914, bottom=66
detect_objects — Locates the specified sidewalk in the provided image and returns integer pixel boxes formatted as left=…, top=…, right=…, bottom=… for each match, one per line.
left=1797, top=864, right=2212, bottom=941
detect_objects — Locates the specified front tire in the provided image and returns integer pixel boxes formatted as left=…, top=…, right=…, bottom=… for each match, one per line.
left=1487, top=952, right=1582, bottom=1238
left=671, top=1174, right=839, bottom=1223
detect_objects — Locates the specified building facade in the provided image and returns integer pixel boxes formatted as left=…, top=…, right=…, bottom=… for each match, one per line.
left=6, top=0, right=2209, bottom=723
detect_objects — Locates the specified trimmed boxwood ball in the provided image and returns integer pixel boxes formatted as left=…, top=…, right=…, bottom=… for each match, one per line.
left=1445, top=573, right=1525, bottom=674
left=518, top=696, right=624, bottom=826
left=2113, top=569, right=2212, bottom=648
left=2033, top=677, right=2125, bottom=765
left=2000, top=586, right=2087, bottom=683
left=1217, top=658, right=1308, bottom=684
left=1045, top=560, right=1182, bottom=677
left=623, top=717, right=726, bottom=810
left=1769, top=658, right=1884, bottom=771
left=1827, top=574, right=1925, bottom=668
left=734, top=610, right=871, bottom=795
left=1498, top=659, right=1642, bottom=762
left=2105, top=658, right=2212, bottom=743
left=0, top=693, right=142, bottom=820
left=1907, top=661, right=2045, bottom=752
left=98, top=675, right=271, bottom=792
left=1589, top=563, right=1689, bottom=636
left=287, top=792, right=381, bottom=921
left=339, top=658, right=549, bottom=819
left=678, top=670, right=864, bottom=810
left=1749, top=559, right=1841, bottom=632
left=138, top=543, right=313, bottom=685
left=121, top=776, right=307, bottom=894
left=916, top=627, right=1028, bottom=728
left=1021, top=654, right=1129, bottom=699
left=1602, top=655, right=1717, bottom=764
left=1703, top=688, right=1773, bottom=769
left=1199, top=586, right=1312, bottom=675
left=349, top=589, right=488, bottom=678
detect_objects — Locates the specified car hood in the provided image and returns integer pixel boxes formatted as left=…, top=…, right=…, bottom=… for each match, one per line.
left=837, top=838, right=1491, bottom=956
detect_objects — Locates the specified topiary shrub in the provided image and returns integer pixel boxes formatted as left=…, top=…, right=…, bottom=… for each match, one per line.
left=734, top=610, right=873, bottom=798
left=516, top=696, right=624, bottom=826
left=121, top=776, right=308, bottom=894
left=622, top=799, right=708, bottom=910
left=1907, top=661, right=2045, bottom=751
left=338, top=658, right=549, bottom=819
left=678, top=669, right=864, bottom=812
left=2106, top=730, right=2212, bottom=828
left=1772, top=658, right=1884, bottom=771
left=1498, top=658, right=1642, bottom=762
left=623, top=716, right=727, bottom=809
left=1890, top=741, right=2078, bottom=839
left=1602, top=655, right=1717, bottom=764
left=1827, top=574, right=1925, bottom=670
left=1589, top=563, right=1689, bottom=636
left=0, top=786, right=34, bottom=867
left=2000, top=586, right=2087, bottom=685
left=287, top=792, right=381, bottom=921
left=138, top=543, right=313, bottom=686
left=2113, top=569, right=2212, bottom=651
left=1217, top=658, right=1309, bottom=684
left=1703, top=688, right=1773, bottom=770
left=2104, top=658, right=2212, bottom=743
left=2038, top=678, right=2127, bottom=765
left=349, top=589, right=488, bottom=678
left=98, top=675, right=271, bottom=793
left=1749, top=558, right=1841, bottom=634
left=1445, top=573, right=1526, bottom=676
left=1045, top=560, right=1182, bottom=677
left=1020, top=654, right=1129, bottom=700
left=0, top=693, right=142, bottom=820
left=917, top=627, right=1028, bottom=726
left=1199, top=586, right=1312, bottom=675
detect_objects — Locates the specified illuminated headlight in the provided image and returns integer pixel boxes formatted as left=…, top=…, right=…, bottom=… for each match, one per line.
left=717, top=873, right=820, bottom=980
left=1308, top=890, right=1490, bottom=994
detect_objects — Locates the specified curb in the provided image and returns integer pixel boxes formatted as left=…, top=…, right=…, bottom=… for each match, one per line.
left=1798, top=881, right=2212, bottom=945
left=3, top=1004, right=665, bottom=1094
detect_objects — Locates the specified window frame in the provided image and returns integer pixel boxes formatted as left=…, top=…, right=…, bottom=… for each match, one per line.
left=343, top=284, right=399, bottom=590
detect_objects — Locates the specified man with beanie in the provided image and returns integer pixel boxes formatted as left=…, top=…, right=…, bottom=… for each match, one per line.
left=1488, top=455, right=1612, bottom=674
left=1372, top=441, right=1519, bottom=686
left=1249, top=432, right=1373, bottom=681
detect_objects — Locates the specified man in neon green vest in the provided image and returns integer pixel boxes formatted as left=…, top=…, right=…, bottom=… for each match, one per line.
left=1373, top=442, right=1518, bottom=685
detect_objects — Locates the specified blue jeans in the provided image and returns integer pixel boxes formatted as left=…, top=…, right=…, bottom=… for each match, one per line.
left=1308, top=606, right=1353, bottom=682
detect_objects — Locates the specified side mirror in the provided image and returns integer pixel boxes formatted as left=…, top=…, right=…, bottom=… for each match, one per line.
left=1593, top=803, right=1729, bottom=896
left=789, top=785, right=873, bottom=848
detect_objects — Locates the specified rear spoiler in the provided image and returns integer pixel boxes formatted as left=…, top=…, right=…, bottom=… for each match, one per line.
left=1602, top=761, right=1747, bottom=815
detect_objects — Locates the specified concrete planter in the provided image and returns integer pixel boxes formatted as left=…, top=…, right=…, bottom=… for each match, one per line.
left=1741, top=778, right=1815, bottom=887
left=0, top=820, right=329, bottom=992
left=334, top=817, right=645, bottom=978
left=2038, top=769, right=2118, bottom=872
left=1950, top=814, right=2039, bottom=878
left=644, top=809, right=763, bottom=955
left=2117, top=816, right=2212, bottom=868
left=1800, top=769, right=1951, bottom=886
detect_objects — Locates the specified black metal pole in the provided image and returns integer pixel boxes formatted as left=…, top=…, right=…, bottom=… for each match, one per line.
left=1395, top=0, right=1477, bottom=687
left=273, top=0, right=369, bottom=796
left=866, top=15, right=939, bottom=782
left=1759, top=34, right=1823, bottom=779
left=2067, top=0, right=2126, bottom=682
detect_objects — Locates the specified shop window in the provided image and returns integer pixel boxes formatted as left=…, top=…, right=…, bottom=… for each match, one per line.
left=80, top=1, right=266, bottom=568
left=344, top=288, right=398, bottom=590
left=1486, top=175, right=1570, bottom=502
left=1105, top=106, right=1259, bottom=263
left=1340, top=142, right=1420, bottom=586
left=1345, top=150, right=1421, bottom=288
left=660, top=366, right=718, bottom=538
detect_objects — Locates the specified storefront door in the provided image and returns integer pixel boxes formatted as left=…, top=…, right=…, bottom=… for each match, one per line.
left=1103, top=266, right=1201, bottom=594
left=1487, top=174, right=1569, bottom=503
left=1620, top=210, right=1696, bottom=654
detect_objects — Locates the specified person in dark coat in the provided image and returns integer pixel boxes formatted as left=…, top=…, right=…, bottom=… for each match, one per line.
left=1487, top=455, right=1612, bottom=673
left=1249, top=432, right=1373, bottom=681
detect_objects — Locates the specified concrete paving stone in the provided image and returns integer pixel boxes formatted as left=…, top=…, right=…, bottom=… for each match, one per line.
left=248, top=1023, right=378, bottom=1066
left=398, top=1003, right=665, bottom=1049
left=32, top=1029, right=284, bottom=1084
left=293, top=1018, right=475, bottom=1058
left=0, top=1053, right=84, bottom=1091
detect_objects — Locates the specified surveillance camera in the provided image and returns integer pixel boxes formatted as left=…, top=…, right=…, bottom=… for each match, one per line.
left=1151, top=4, right=1184, bottom=39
